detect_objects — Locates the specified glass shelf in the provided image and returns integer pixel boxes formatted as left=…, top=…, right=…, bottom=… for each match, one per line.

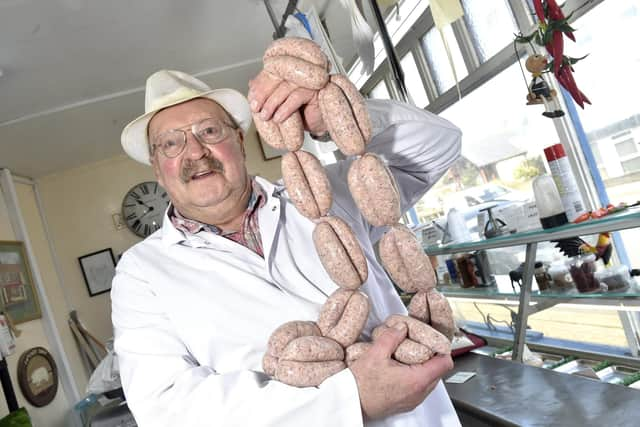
left=433, top=275, right=640, bottom=304
left=424, top=206, right=640, bottom=256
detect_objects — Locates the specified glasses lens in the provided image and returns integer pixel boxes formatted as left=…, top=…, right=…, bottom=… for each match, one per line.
left=156, top=131, right=186, bottom=158
left=195, top=119, right=228, bottom=144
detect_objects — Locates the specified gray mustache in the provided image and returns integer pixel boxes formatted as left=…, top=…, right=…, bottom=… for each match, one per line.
left=180, top=157, right=224, bottom=182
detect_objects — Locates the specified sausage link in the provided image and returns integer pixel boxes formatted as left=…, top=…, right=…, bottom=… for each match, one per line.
left=280, top=336, right=344, bottom=362
left=345, top=342, right=372, bottom=367
left=264, top=37, right=329, bottom=70
left=426, top=289, right=456, bottom=341
left=281, top=151, right=332, bottom=219
left=372, top=315, right=450, bottom=364
left=276, top=360, right=346, bottom=387
left=312, top=216, right=368, bottom=289
left=264, top=55, right=329, bottom=90
left=318, top=82, right=366, bottom=156
left=278, top=111, right=304, bottom=151
left=329, top=74, right=372, bottom=144
left=262, top=354, right=279, bottom=376
left=318, top=289, right=370, bottom=347
left=265, top=321, right=321, bottom=359
left=379, top=224, right=437, bottom=293
left=407, top=291, right=430, bottom=324
left=347, top=153, right=401, bottom=227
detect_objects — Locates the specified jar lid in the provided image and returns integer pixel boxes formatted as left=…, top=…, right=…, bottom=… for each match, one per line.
left=534, top=261, right=544, bottom=268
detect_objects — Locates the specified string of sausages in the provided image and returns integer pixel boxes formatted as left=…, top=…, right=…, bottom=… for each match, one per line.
left=256, top=38, right=456, bottom=387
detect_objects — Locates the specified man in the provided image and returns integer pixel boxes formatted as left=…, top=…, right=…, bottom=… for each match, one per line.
left=113, top=66, right=462, bottom=426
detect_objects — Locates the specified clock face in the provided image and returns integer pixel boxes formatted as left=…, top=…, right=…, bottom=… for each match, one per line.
left=121, top=181, right=170, bottom=237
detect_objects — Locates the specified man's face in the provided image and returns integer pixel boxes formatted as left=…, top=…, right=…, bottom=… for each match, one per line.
left=148, top=98, right=248, bottom=217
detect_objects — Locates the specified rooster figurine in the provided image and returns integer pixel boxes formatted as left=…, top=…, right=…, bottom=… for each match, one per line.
left=552, top=232, right=613, bottom=265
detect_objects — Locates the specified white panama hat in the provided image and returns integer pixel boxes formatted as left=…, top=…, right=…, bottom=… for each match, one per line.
left=121, top=69, right=252, bottom=165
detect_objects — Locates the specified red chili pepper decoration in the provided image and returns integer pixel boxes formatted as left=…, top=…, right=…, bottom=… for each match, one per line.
left=552, top=31, right=563, bottom=75
left=533, top=0, right=546, bottom=24
left=546, top=0, right=576, bottom=41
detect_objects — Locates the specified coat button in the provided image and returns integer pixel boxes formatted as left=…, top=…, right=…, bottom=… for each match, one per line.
left=272, top=206, right=277, bottom=212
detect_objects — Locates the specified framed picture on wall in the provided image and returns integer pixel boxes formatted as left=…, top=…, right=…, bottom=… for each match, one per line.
left=258, top=132, right=287, bottom=161
left=78, top=248, right=116, bottom=297
left=0, top=241, right=41, bottom=324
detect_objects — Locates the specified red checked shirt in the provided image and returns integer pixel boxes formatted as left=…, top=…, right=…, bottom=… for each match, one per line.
left=169, top=177, right=267, bottom=257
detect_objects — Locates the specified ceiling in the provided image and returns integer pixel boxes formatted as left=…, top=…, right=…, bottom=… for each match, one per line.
left=0, top=0, right=367, bottom=178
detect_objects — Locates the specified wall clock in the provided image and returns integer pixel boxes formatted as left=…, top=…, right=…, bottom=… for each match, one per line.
left=121, top=181, right=170, bottom=237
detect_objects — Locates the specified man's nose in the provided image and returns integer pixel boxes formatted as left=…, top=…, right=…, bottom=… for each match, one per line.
left=184, top=131, right=209, bottom=159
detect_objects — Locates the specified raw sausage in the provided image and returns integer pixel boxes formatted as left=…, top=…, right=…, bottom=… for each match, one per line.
left=312, top=216, right=368, bottom=289
left=281, top=150, right=332, bottom=219
left=379, top=224, right=436, bottom=293
left=330, top=74, right=372, bottom=144
left=263, top=37, right=329, bottom=70
left=263, top=320, right=321, bottom=375
left=264, top=55, right=329, bottom=90
left=318, top=82, right=366, bottom=156
left=252, top=110, right=304, bottom=152
left=424, top=289, right=456, bottom=341
left=347, top=153, right=401, bottom=227
left=276, top=336, right=345, bottom=387
left=318, top=289, right=370, bottom=347
left=373, top=315, right=450, bottom=364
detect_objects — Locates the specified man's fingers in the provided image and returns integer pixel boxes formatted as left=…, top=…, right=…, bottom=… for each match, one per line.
left=412, top=354, right=454, bottom=380
left=259, top=80, right=297, bottom=121
left=247, top=71, right=281, bottom=113
left=369, top=323, right=407, bottom=360
left=272, top=87, right=315, bottom=123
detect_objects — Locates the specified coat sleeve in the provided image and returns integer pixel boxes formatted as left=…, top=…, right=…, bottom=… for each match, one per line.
left=326, top=99, right=462, bottom=242
left=111, top=255, right=363, bottom=427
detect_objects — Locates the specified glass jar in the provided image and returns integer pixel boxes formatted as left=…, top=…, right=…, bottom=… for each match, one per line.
left=548, top=261, right=574, bottom=290
left=454, top=253, right=476, bottom=288
left=534, top=262, right=552, bottom=291
left=566, top=254, right=600, bottom=293
left=594, top=265, right=633, bottom=292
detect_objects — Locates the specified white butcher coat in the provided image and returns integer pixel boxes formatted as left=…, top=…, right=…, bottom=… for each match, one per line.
left=112, top=99, right=462, bottom=427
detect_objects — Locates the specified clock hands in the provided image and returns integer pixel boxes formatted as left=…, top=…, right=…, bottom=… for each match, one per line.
left=134, top=199, right=152, bottom=209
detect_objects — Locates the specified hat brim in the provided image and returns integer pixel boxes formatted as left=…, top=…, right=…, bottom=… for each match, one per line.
left=121, top=88, right=252, bottom=165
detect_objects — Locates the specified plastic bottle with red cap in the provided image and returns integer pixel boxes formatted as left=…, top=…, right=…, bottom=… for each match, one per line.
left=543, top=143, right=587, bottom=222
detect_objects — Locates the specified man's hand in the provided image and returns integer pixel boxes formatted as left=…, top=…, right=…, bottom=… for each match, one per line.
left=248, top=70, right=327, bottom=136
left=349, top=324, right=454, bottom=420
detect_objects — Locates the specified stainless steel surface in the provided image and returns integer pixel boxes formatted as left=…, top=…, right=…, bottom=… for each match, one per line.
left=512, top=242, right=536, bottom=362
left=447, top=353, right=640, bottom=427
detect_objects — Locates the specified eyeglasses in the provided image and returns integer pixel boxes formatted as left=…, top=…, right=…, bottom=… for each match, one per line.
left=150, top=117, right=238, bottom=158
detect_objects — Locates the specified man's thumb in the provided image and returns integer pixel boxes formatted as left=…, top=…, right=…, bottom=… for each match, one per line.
left=372, top=323, right=407, bottom=359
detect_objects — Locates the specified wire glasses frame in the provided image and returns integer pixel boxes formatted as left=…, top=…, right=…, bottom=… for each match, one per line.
left=150, top=117, right=238, bottom=158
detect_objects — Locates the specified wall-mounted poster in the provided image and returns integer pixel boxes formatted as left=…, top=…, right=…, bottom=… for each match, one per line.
left=0, top=241, right=41, bottom=324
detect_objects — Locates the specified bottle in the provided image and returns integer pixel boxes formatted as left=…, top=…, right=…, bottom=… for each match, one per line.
left=544, top=144, right=587, bottom=222
left=532, top=175, right=568, bottom=229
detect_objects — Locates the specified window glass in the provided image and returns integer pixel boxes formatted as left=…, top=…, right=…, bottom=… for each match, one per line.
left=369, top=79, right=391, bottom=100
left=461, top=0, right=518, bottom=62
left=400, top=52, right=430, bottom=108
left=420, top=26, right=468, bottom=94
left=570, top=0, right=640, bottom=268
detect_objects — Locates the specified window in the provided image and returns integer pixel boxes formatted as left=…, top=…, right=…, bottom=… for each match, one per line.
left=615, top=139, right=637, bottom=157
left=368, top=80, right=391, bottom=100
left=420, top=26, right=468, bottom=94
left=461, top=0, right=518, bottom=62
left=400, top=52, right=430, bottom=108
left=622, top=157, right=640, bottom=174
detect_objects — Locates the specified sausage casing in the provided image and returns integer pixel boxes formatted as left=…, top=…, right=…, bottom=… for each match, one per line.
left=253, top=110, right=304, bottom=152
left=312, top=216, right=368, bottom=289
left=345, top=342, right=372, bottom=367
left=426, top=289, right=456, bottom=341
left=379, top=224, right=436, bottom=293
left=407, top=291, right=430, bottom=324
left=347, top=153, right=401, bottom=227
left=373, top=315, right=450, bottom=364
left=318, top=289, right=370, bottom=347
left=318, top=82, right=366, bottom=156
left=263, top=37, right=329, bottom=70
left=329, top=74, right=372, bottom=145
left=281, top=150, right=332, bottom=219
left=263, top=55, right=329, bottom=90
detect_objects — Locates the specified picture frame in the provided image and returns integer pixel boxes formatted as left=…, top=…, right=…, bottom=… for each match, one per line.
left=78, top=248, right=116, bottom=297
left=258, top=132, right=287, bottom=161
left=0, top=241, right=41, bottom=324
